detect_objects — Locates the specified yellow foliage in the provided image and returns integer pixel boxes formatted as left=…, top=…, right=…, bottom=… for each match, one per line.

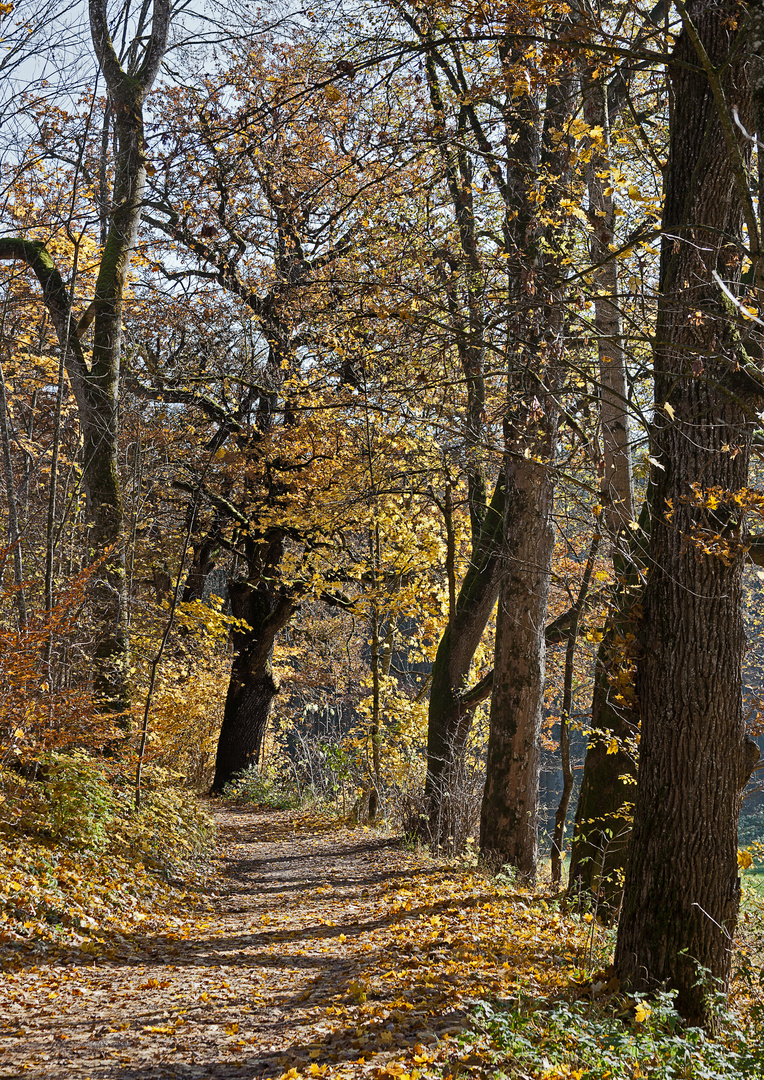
left=738, top=848, right=754, bottom=870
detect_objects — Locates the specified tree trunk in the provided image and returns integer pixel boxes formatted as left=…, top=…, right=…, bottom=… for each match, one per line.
left=477, top=38, right=574, bottom=880
left=214, top=664, right=279, bottom=794
left=423, top=475, right=505, bottom=845
left=420, top=13, right=575, bottom=852
left=211, top=573, right=296, bottom=793
left=0, top=353, right=27, bottom=628
left=567, top=65, right=638, bottom=909
left=414, top=20, right=497, bottom=847
left=551, top=536, right=598, bottom=888
left=479, top=443, right=558, bottom=880
left=0, top=2, right=171, bottom=721
left=85, top=0, right=169, bottom=718
left=567, top=619, right=638, bottom=915
left=614, top=0, right=761, bottom=1023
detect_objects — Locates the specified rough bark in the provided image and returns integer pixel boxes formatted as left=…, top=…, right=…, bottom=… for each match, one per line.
left=614, top=0, right=761, bottom=1024
left=477, top=34, right=574, bottom=882
left=420, top=14, right=575, bottom=853
left=479, top=423, right=559, bottom=880
left=212, top=568, right=296, bottom=793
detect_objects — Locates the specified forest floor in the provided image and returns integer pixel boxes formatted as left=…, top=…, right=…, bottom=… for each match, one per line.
left=0, top=804, right=761, bottom=1080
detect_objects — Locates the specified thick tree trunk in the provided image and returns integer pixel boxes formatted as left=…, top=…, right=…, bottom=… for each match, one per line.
left=214, top=664, right=279, bottom=793
left=211, top=573, right=296, bottom=793
left=614, top=0, right=761, bottom=1023
left=479, top=448, right=558, bottom=880
left=477, top=36, right=574, bottom=881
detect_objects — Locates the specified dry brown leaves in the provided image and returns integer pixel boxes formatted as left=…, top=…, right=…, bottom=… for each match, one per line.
left=0, top=806, right=598, bottom=1079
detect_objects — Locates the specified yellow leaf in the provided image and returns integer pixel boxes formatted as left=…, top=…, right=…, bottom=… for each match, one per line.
left=663, top=401, right=675, bottom=420
left=606, top=738, right=619, bottom=755
left=634, top=1001, right=651, bottom=1023
left=738, top=849, right=754, bottom=869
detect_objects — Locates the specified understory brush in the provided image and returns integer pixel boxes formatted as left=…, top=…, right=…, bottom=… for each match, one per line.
left=0, top=751, right=214, bottom=955
left=469, top=990, right=764, bottom=1079
left=256, top=713, right=486, bottom=844
left=223, top=761, right=304, bottom=810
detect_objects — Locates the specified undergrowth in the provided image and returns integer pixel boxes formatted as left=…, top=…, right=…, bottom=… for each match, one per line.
left=223, top=762, right=305, bottom=810
left=467, top=991, right=764, bottom=1079
left=457, top=884, right=764, bottom=1080
left=0, top=751, right=214, bottom=957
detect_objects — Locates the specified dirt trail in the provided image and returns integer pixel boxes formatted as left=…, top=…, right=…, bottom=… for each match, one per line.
left=0, top=807, right=484, bottom=1079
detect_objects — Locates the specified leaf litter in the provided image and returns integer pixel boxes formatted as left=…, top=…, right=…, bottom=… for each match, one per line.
left=0, top=805, right=696, bottom=1078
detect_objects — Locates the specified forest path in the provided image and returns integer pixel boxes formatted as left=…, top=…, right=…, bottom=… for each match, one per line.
left=0, top=805, right=584, bottom=1079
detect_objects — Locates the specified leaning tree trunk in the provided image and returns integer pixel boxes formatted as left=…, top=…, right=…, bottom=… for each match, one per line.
left=418, top=21, right=496, bottom=847
left=423, top=475, right=505, bottom=842
left=615, top=0, right=762, bottom=1024
left=211, top=576, right=296, bottom=793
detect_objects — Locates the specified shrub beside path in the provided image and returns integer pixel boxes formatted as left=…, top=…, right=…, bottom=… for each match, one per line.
left=0, top=805, right=596, bottom=1078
